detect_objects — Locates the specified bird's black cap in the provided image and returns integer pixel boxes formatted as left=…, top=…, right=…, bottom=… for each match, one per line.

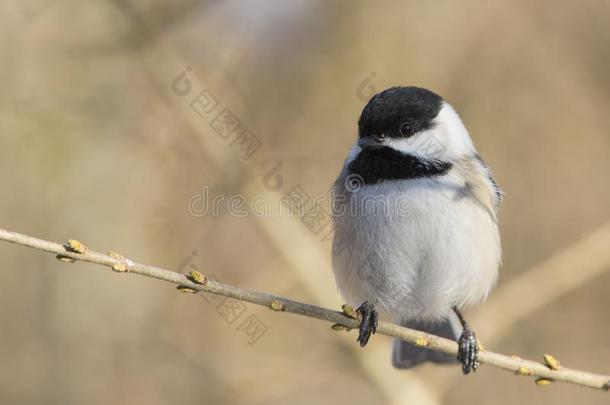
left=358, top=86, right=443, bottom=139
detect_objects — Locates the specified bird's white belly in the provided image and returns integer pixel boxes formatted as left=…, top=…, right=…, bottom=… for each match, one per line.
left=332, top=173, right=501, bottom=322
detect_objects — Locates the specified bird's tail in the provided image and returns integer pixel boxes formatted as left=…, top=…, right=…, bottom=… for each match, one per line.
left=392, top=312, right=462, bottom=368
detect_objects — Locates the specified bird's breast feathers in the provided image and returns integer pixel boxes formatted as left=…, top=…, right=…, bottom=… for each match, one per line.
left=331, top=157, right=501, bottom=321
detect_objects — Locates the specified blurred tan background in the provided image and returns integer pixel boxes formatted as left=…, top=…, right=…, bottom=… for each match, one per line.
left=1, top=1, right=609, bottom=404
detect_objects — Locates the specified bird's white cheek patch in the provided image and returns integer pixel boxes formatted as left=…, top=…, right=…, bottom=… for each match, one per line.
left=383, top=138, right=413, bottom=154
left=384, top=132, right=445, bottom=159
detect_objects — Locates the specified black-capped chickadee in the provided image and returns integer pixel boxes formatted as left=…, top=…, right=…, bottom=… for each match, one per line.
left=331, top=86, right=502, bottom=374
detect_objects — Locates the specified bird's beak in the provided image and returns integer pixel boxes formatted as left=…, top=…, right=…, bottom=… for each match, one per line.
left=358, top=135, right=385, bottom=150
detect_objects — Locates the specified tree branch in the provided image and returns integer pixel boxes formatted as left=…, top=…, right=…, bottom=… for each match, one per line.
left=0, top=227, right=608, bottom=392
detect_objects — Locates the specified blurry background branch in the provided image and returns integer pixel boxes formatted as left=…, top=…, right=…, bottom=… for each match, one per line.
left=473, top=221, right=610, bottom=344
left=0, top=227, right=608, bottom=393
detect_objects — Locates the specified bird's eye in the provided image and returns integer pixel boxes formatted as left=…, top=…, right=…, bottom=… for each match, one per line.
left=399, top=120, right=419, bottom=137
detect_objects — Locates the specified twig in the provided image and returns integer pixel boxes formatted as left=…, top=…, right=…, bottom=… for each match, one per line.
left=0, top=227, right=608, bottom=392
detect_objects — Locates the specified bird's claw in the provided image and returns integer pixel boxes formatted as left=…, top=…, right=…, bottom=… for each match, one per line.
left=457, top=326, right=479, bottom=374
left=356, top=301, right=378, bottom=347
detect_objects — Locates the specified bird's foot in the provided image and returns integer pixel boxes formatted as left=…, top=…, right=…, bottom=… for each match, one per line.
left=356, top=301, right=378, bottom=347
left=457, top=326, right=479, bottom=374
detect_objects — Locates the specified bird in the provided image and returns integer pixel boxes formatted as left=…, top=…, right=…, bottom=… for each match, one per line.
left=331, top=86, right=502, bottom=374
